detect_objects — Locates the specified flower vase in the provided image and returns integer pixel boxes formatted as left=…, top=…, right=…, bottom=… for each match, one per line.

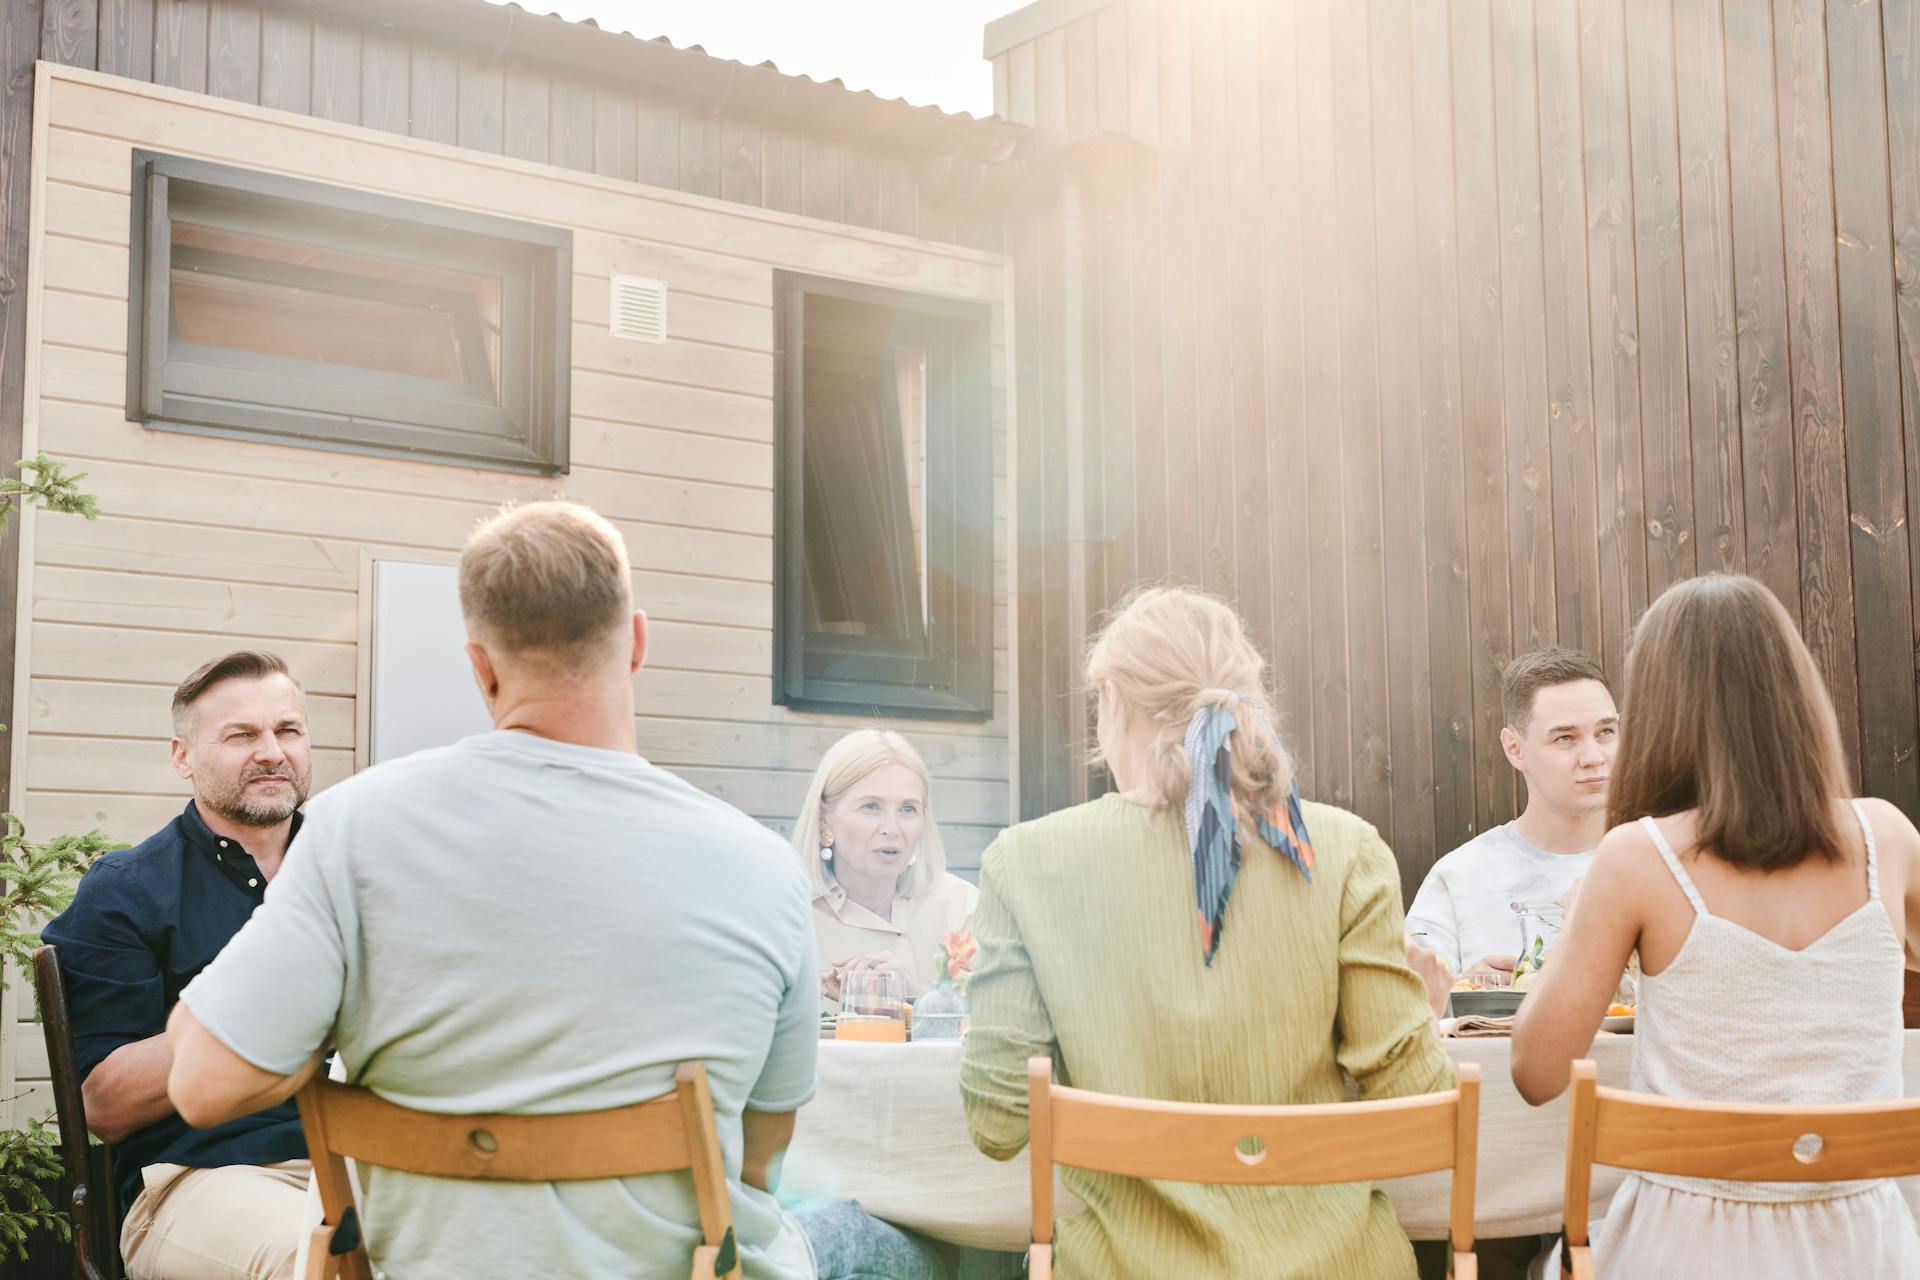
left=911, top=978, right=968, bottom=1040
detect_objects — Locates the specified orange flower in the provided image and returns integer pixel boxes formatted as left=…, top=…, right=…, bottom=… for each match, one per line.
left=939, top=930, right=978, bottom=981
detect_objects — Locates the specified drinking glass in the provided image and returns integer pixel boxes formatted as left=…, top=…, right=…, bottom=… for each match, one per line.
left=839, top=970, right=906, bottom=1024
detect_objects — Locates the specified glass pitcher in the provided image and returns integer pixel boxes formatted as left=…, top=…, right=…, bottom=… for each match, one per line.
left=1510, top=898, right=1566, bottom=987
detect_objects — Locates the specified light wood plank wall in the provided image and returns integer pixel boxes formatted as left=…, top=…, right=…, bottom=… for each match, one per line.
left=3, top=66, right=1011, bottom=1123
left=994, top=0, right=1920, bottom=900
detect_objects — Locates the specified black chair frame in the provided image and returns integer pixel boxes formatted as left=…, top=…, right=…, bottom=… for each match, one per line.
left=30, top=944, right=123, bottom=1280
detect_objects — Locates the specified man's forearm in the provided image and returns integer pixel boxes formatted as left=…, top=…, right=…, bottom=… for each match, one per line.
left=740, top=1108, right=796, bottom=1193
left=165, top=1003, right=323, bottom=1128
left=82, top=1035, right=175, bottom=1144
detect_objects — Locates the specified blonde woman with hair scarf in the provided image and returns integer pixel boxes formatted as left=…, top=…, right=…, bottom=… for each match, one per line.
left=959, top=586, right=1454, bottom=1280
left=792, top=729, right=978, bottom=1001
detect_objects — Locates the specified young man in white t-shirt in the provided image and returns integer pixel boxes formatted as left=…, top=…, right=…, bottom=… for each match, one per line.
left=1407, top=648, right=1619, bottom=978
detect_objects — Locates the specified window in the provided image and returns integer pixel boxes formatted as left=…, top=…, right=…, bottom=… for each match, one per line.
left=775, top=273, right=994, bottom=720
left=127, top=151, right=571, bottom=474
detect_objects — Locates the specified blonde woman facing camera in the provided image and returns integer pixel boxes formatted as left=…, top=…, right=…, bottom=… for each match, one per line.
left=960, top=587, right=1453, bottom=1279
left=793, top=730, right=977, bottom=1000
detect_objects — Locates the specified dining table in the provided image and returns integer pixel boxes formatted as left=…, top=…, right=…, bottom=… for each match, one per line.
left=780, top=1029, right=1920, bottom=1251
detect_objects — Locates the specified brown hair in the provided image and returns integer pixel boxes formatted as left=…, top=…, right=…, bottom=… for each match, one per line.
left=459, top=500, right=632, bottom=666
left=1606, top=574, right=1851, bottom=871
left=1085, top=586, right=1292, bottom=817
left=172, top=650, right=296, bottom=736
left=1500, top=647, right=1609, bottom=733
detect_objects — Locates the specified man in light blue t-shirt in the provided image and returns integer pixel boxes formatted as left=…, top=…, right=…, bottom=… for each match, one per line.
left=1407, top=648, right=1618, bottom=978
left=165, top=500, right=819, bottom=1280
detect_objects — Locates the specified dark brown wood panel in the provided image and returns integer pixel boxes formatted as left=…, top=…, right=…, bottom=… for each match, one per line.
left=44, top=0, right=97, bottom=69
left=98, top=0, right=156, bottom=80
left=1222, top=0, right=1267, bottom=659
left=1536, top=0, right=1602, bottom=660
left=677, top=106, right=720, bottom=198
left=840, top=145, right=878, bottom=230
left=1887, top=0, right=1920, bottom=742
left=1773, top=0, right=1862, bottom=781
left=1724, top=0, right=1801, bottom=621
left=358, top=27, right=408, bottom=134
left=455, top=51, right=503, bottom=152
left=1827, top=0, right=1920, bottom=810
left=719, top=117, right=763, bottom=208
left=1492, top=1, right=1556, bottom=659
left=1330, top=0, right=1389, bottom=838
left=1411, top=0, right=1472, bottom=860
left=1190, top=0, right=1233, bottom=601
left=1578, top=0, right=1650, bottom=687
left=0, top=0, right=45, bottom=814
left=589, top=83, right=634, bottom=181
left=1256, top=0, right=1310, bottom=779
left=408, top=43, right=457, bottom=146
left=502, top=60, right=549, bottom=162
left=154, top=0, right=208, bottom=93
left=1625, top=0, right=1697, bottom=594
left=206, top=0, right=258, bottom=103
left=1674, top=0, right=1745, bottom=575
left=634, top=96, right=679, bottom=190
left=1368, top=0, right=1433, bottom=887
left=1296, top=0, right=1350, bottom=811
left=1154, top=0, right=1201, bottom=592
left=308, top=14, right=358, bottom=125
left=1451, top=0, right=1516, bottom=834
left=258, top=0, right=308, bottom=114
left=548, top=77, right=594, bottom=172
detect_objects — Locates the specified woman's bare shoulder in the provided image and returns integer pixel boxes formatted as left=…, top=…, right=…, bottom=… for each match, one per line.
left=1853, top=797, right=1920, bottom=863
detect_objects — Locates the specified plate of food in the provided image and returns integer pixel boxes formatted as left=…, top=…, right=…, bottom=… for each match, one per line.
left=1601, top=1003, right=1634, bottom=1034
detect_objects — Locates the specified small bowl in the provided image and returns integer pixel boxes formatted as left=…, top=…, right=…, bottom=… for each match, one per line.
left=1448, top=989, right=1525, bottom=1018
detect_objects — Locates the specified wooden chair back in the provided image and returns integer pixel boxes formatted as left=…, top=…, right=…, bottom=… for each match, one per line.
left=1026, top=1057, right=1480, bottom=1280
left=1560, top=1059, right=1920, bottom=1279
left=29, top=944, right=122, bottom=1280
left=297, top=1061, right=738, bottom=1280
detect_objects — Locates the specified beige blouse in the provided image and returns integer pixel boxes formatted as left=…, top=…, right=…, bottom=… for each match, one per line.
left=812, top=871, right=978, bottom=995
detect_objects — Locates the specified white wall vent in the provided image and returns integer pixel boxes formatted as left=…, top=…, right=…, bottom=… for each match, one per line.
left=609, top=274, right=668, bottom=342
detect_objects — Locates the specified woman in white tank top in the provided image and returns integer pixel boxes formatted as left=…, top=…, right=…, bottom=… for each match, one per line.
left=1510, top=574, right=1920, bottom=1279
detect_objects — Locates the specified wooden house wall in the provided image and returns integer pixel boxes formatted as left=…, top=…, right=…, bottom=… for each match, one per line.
left=0, top=64, right=1011, bottom=1126
left=993, top=0, right=1920, bottom=901
left=0, top=0, right=1011, bottom=825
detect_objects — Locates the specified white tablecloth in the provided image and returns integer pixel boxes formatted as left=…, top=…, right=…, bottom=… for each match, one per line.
left=782, top=1031, right=1920, bottom=1249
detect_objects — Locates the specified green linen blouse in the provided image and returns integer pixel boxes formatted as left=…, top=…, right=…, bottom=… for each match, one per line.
left=959, top=791, right=1453, bottom=1279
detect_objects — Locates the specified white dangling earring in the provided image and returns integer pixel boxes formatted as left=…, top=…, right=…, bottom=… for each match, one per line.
left=819, top=834, right=834, bottom=862
left=907, top=853, right=918, bottom=866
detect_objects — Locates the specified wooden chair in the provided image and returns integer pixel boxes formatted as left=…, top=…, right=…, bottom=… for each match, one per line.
left=297, top=1062, right=740, bottom=1280
left=29, top=944, right=123, bottom=1280
left=1559, top=1058, right=1920, bottom=1279
left=1025, top=1057, right=1481, bottom=1279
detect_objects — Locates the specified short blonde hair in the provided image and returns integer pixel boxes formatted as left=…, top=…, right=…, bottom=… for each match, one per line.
left=1086, top=585, right=1294, bottom=816
left=791, top=729, right=949, bottom=900
left=459, top=500, right=632, bottom=664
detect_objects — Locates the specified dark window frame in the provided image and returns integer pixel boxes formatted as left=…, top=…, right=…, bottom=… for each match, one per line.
left=773, top=271, right=995, bottom=722
left=126, top=150, right=572, bottom=475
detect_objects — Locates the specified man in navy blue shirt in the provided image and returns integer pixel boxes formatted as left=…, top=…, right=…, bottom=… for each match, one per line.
left=42, top=650, right=314, bottom=1279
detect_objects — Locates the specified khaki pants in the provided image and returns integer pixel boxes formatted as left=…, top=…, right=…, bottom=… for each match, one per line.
left=121, top=1160, right=311, bottom=1280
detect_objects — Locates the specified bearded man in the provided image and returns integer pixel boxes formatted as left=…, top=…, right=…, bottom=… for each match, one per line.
left=43, top=651, right=315, bottom=1280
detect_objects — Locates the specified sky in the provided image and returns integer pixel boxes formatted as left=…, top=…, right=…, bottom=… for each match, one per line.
left=483, top=1, right=1027, bottom=118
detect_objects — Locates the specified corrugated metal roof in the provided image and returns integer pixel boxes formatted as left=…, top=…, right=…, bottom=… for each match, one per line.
left=345, top=0, right=1026, bottom=159
left=496, top=2, right=1004, bottom=128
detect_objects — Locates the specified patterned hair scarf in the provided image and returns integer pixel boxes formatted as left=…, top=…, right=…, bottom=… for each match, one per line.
left=1182, top=689, right=1316, bottom=965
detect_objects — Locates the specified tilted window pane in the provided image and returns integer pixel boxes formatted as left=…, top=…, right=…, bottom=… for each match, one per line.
left=167, top=221, right=503, bottom=395
left=800, top=294, right=928, bottom=644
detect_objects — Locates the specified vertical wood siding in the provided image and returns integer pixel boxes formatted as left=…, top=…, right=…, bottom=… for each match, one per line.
left=997, top=0, right=1920, bottom=901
